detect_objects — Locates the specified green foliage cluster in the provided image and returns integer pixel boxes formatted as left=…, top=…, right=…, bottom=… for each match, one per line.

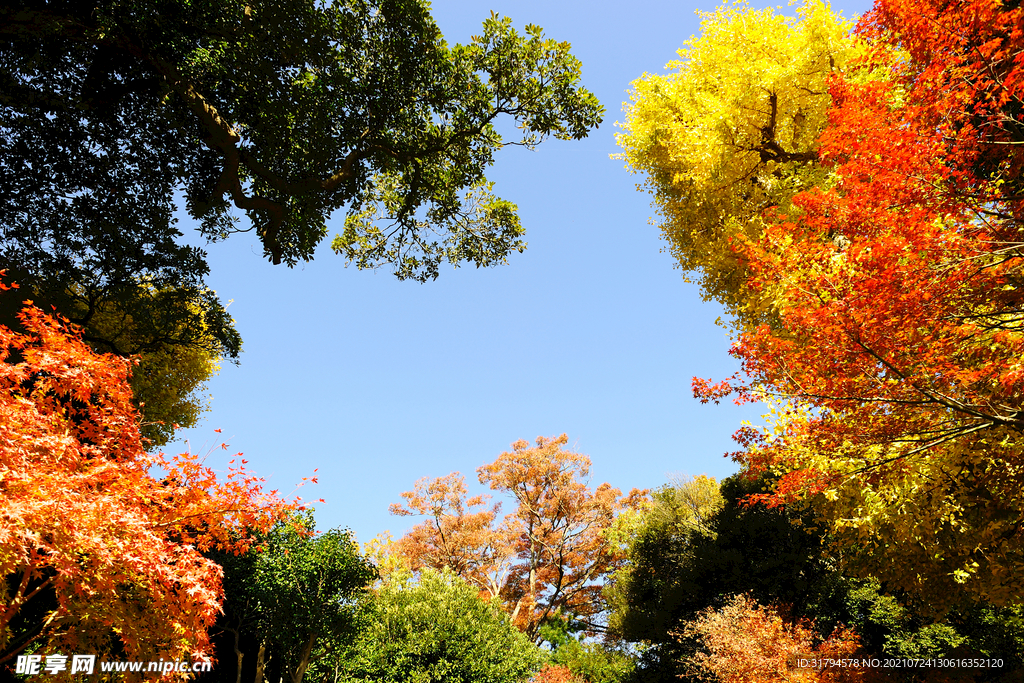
left=203, top=514, right=376, bottom=683
left=551, top=640, right=637, bottom=683
left=607, top=475, right=1024, bottom=682
left=0, top=0, right=602, bottom=437
left=202, top=523, right=545, bottom=683
left=337, top=569, right=545, bottom=683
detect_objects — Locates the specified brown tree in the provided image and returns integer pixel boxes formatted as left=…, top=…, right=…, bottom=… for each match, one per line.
left=390, top=435, right=644, bottom=641
left=679, top=594, right=875, bottom=683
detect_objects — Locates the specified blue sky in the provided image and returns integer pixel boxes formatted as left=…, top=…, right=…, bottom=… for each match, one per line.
left=173, top=0, right=871, bottom=544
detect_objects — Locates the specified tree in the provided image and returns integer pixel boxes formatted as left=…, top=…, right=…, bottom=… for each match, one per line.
left=478, top=435, right=643, bottom=639
left=337, top=568, right=545, bottom=683
left=391, top=435, right=643, bottom=641
left=608, top=474, right=1024, bottom=682
left=532, top=665, right=583, bottom=683
left=0, top=276, right=241, bottom=448
left=683, top=0, right=1024, bottom=606
left=201, top=513, right=376, bottom=683
left=389, top=472, right=518, bottom=602
left=620, top=0, right=1024, bottom=606
left=2, top=0, right=602, bottom=444
left=605, top=476, right=724, bottom=643
left=615, top=0, right=859, bottom=323
left=1, top=0, right=602, bottom=272
left=607, top=475, right=837, bottom=682
left=0, top=287, right=296, bottom=667
left=540, top=621, right=637, bottom=683
left=678, top=594, right=870, bottom=683
left=77, top=283, right=239, bottom=447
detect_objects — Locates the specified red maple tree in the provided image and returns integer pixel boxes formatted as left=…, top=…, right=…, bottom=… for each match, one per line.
left=679, top=594, right=875, bottom=683
left=691, top=0, right=1024, bottom=602
left=0, top=287, right=299, bottom=666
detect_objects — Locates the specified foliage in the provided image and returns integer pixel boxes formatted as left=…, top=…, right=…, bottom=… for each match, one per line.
left=678, top=594, right=870, bottom=683
left=389, top=472, right=516, bottom=601
left=77, top=283, right=237, bottom=447
left=548, top=639, right=636, bottom=683
left=605, top=476, right=724, bottom=641
left=621, top=0, right=1024, bottom=606
left=337, top=568, right=545, bottom=683
left=615, top=0, right=859, bottom=323
left=1, top=0, right=602, bottom=274
left=391, top=434, right=644, bottom=640
left=538, top=616, right=636, bottom=683
left=2, top=0, right=602, bottom=450
left=202, top=513, right=376, bottom=683
left=610, top=474, right=1024, bottom=682
left=607, top=475, right=835, bottom=681
left=0, top=277, right=240, bottom=448
left=532, top=664, right=583, bottom=683
left=683, top=0, right=1024, bottom=607
left=0, top=290, right=295, bottom=668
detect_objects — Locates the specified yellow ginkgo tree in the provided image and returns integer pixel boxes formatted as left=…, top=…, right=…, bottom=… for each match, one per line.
left=616, top=0, right=859, bottom=324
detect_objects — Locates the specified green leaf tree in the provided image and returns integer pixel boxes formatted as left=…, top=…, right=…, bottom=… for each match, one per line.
left=202, top=513, right=376, bottom=683
left=1, top=0, right=602, bottom=273
left=337, top=568, right=545, bottom=683
left=1, top=0, right=602, bottom=439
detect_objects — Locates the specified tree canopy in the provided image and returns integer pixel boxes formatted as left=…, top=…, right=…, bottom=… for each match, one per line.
left=1, top=0, right=602, bottom=438
left=338, top=568, right=545, bottom=683
left=715, top=0, right=1024, bottom=606
left=609, top=475, right=1024, bottom=682
left=203, top=514, right=376, bottom=683
left=0, top=288, right=295, bottom=667
left=390, top=434, right=643, bottom=641
left=615, top=0, right=858, bottom=323
left=1, top=0, right=602, bottom=273
left=620, top=0, right=1024, bottom=605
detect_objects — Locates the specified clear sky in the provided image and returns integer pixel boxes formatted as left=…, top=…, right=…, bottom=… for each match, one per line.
left=173, top=0, right=872, bottom=544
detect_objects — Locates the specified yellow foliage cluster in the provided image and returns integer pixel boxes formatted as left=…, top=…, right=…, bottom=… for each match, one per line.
left=745, top=403, right=1024, bottom=609
left=616, top=0, right=858, bottom=324
left=84, top=288, right=227, bottom=447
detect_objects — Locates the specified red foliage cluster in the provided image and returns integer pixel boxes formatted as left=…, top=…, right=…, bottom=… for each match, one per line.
left=680, top=595, right=876, bottom=683
left=693, top=0, right=1024, bottom=499
left=0, top=289, right=298, bottom=665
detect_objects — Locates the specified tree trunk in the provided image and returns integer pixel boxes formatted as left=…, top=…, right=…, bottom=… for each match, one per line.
left=223, top=625, right=244, bottom=683
left=254, top=641, right=266, bottom=683
left=290, top=634, right=317, bottom=683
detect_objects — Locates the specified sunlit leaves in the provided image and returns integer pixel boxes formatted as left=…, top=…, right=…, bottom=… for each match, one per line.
left=1, top=0, right=602, bottom=278
left=616, top=0, right=858, bottom=322
left=391, top=434, right=645, bottom=641
left=340, top=568, right=545, bottom=683
left=678, top=594, right=872, bottom=683
left=667, top=0, right=1024, bottom=606
left=0, top=295, right=296, bottom=664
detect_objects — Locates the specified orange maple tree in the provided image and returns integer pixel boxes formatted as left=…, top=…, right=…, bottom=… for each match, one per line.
left=679, top=594, right=874, bottom=683
left=391, top=435, right=643, bottom=640
left=530, top=664, right=582, bottom=683
left=688, top=0, right=1024, bottom=602
left=389, top=472, right=518, bottom=601
left=0, top=288, right=299, bottom=666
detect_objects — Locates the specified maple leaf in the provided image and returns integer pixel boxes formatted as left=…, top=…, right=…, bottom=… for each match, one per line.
left=0, top=297, right=300, bottom=665
left=621, top=0, right=1024, bottom=608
